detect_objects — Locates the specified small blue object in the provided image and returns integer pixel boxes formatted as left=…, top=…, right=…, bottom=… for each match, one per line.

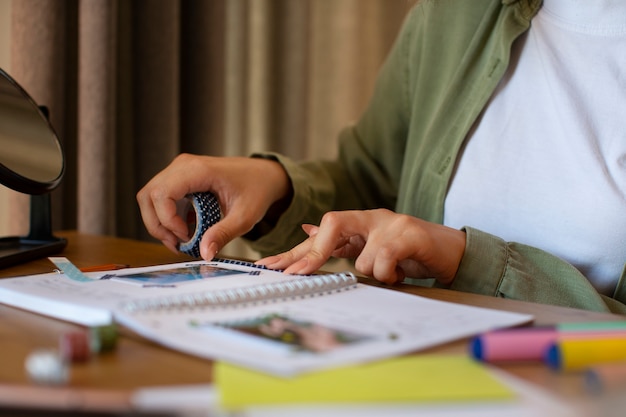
left=544, top=343, right=561, bottom=370
left=469, top=336, right=484, bottom=361
left=178, top=192, right=222, bottom=258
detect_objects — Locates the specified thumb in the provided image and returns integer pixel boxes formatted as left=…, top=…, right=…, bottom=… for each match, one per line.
left=198, top=212, right=254, bottom=260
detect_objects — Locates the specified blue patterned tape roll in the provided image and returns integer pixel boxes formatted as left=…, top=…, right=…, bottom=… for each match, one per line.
left=177, top=192, right=222, bottom=258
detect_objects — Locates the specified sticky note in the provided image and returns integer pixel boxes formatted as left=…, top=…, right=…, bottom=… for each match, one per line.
left=216, top=354, right=514, bottom=409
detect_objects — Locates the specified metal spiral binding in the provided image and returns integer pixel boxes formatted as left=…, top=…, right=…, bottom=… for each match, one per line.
left=122, top=272, right=358, bottom=313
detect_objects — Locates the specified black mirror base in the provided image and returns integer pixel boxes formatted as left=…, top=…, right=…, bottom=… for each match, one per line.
left=0, top=236, right=67, bottom=269
left=0, top=194, right=67, bottom=269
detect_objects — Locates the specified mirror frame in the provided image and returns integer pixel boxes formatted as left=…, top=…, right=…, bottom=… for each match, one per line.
left=0, top=68, right=65, bottom=195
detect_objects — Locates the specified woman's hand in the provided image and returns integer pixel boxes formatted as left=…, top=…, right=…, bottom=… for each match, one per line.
left=256, top=209, right=466, bottom=285
left=137, top=153, right=291, bottom=259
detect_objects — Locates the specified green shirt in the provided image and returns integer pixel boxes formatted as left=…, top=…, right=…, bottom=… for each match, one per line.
left=248, top=0, right=626, bottom=315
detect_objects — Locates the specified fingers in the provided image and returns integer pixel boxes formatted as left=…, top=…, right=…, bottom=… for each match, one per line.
left=283, top=213, right=355, bottom=274
left=369, top=245, right=407, bottom=285
left=257, top=224, right=319, bottom=267
left=255, top=238, right=316, bottom=272
left=351, top=226, right=401, bottom=284
left=362, top=218, right=466, bottom=284
left=359, top=216, right=430, bottom=284
left=255, top=224, right=316, bottom=269
left=137, top=154, right=203, bottom=249
left=255, top=221, right=336, bottom=273
left=199, top=190, right=285, bottom=260
left=153, top=197, right=190, bottom=242
left=257, top=213, right=365, bottom=275
left=136, top=189, right=188, bottom=252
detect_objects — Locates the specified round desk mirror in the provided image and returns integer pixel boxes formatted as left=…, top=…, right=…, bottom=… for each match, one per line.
left=0, top=68, right=67, bottom=268
left=0, top=68, right=64, bottom=194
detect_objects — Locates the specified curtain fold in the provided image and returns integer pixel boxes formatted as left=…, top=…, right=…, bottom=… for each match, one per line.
left=5, top=0, right=410, bottom=257
left=77, top=0, right=117, bottom=235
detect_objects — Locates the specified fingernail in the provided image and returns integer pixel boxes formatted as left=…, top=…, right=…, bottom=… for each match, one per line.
left=284, top=258, right=308, bottom=275
left=256, top=255, right=280, bottom=266
left=164, top=240, right=179, bottom=254
left=174, top=230, right=190, bottom=242
left=202, top=242, right=219, bottom=260
left=301, top=224, right=319, bottom=237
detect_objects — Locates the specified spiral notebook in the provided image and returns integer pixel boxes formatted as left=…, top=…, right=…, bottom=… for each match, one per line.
left=0, top=258, right=532, bottom=376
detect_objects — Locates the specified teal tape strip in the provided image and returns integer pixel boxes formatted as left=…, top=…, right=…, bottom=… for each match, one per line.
left=49, top=257, right=94, bottom=283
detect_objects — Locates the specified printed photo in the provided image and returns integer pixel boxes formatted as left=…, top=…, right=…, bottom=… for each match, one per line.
left=193, top=313, right=372, bottom=353
left=112, top=264, right=247, bottom=286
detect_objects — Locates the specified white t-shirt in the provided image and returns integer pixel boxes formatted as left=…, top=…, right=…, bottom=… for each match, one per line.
left=444, top=0, right=626, bottom=295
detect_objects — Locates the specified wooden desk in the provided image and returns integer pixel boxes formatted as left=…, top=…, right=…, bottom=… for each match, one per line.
left=0, top=231, right=623, bottom=414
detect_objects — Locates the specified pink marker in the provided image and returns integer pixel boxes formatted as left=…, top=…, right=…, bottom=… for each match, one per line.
left=470, top=321, right=626, bottom=363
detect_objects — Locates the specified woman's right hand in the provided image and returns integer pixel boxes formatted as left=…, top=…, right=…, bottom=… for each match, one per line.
left=136, top=153, right=291, bottom=259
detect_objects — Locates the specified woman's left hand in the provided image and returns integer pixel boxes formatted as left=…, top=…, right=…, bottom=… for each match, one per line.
left=256, top=209, right=466, bottom=285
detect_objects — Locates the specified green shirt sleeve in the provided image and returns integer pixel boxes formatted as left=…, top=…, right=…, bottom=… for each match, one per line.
left=442, top=227, right=626, bottom=315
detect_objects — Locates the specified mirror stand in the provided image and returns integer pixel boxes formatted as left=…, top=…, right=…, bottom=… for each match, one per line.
left=0, top=194, right=67, bottom=268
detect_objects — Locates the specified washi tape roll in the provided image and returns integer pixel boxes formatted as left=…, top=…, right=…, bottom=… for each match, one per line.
left=177, top=192, right=222, bottom=258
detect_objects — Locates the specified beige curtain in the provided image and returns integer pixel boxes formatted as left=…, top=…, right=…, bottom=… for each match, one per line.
left=5, top=0, right=410, bottom=258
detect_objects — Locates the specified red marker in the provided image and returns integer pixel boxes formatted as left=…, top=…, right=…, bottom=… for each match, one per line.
left=79, top=264, right=129, bottom=272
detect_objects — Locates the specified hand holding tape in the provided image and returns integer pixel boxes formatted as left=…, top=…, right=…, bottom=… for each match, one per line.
left=176, top=192, right=222, bottom=258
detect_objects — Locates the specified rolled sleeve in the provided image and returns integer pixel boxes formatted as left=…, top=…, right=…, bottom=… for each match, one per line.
left=447, top=227, right=508, bottom=297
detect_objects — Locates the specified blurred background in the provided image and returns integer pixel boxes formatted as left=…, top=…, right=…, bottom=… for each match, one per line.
left=0, top=0, right=411, bottom=259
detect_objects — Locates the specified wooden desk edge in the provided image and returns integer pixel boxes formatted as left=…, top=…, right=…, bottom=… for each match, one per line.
left=0, top=384, right=131, bottom=412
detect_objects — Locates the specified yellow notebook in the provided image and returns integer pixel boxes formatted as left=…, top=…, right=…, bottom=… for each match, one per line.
left=216, top=354, right=514, bottom=409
